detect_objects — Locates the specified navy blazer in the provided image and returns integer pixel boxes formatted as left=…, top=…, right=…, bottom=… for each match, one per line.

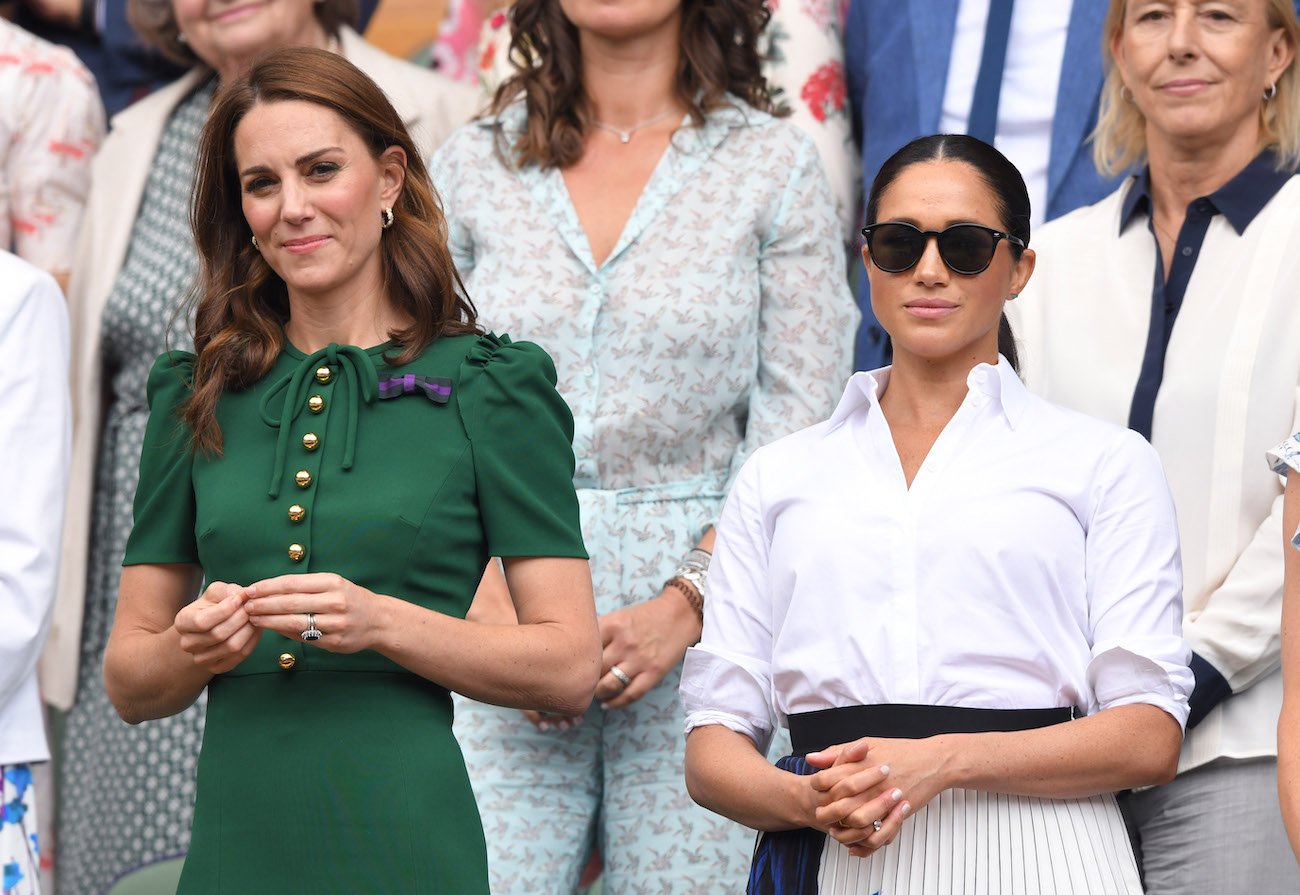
left=844, top=0, right=1115, bottom=370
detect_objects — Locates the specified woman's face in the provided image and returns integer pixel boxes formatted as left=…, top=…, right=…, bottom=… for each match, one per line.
left=865, top=159, right=1034, bottom=368
left=172, top=0, right=327, bottom=77
left=557, top=0, right=683, bottom=43
left=235, top=99, right=405, bottom=306
left=1113, top=0, right=1294, bottom=151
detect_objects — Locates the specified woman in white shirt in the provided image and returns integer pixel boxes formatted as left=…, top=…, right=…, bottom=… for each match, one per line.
left=681, top=134, right=1193, bottom=894
left=1009, top=2, right=1300, bottom=891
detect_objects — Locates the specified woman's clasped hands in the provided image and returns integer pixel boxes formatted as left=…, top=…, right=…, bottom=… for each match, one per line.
left=803, top=736, right=952, bottom=857
left=176, top=573, right=389, bottom=673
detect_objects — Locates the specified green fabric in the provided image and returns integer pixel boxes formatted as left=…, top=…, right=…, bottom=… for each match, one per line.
left=124, top=332, right=586, bottom=893
left=104, top=857, right=186, bottom=895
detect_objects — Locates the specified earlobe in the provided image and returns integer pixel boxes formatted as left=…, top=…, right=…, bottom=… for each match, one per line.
left=1011, top=248, right=1036, bottom=295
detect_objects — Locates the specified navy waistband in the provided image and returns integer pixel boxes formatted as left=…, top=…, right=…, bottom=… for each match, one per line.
left=788, top=703, right=1075, bottom=755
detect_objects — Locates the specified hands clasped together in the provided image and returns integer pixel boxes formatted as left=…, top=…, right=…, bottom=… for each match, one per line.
left=803, top=736, right=952, bottom=857
left=174, top=573, right=386, bottom=673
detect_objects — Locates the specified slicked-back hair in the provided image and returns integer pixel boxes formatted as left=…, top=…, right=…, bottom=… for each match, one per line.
left=866, top=134, right=1030, bottom=373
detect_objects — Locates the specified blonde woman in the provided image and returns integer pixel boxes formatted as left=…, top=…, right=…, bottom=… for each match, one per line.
left=1011, top=1, right=1300, bottom=891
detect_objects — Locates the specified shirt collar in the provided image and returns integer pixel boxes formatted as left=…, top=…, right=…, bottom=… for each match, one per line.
left=1119, top=150, right=1293, bottom=236
left=827, top=356, right=1029, bottom=432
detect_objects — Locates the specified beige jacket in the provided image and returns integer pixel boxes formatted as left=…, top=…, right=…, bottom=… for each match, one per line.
left=42, top=28, right=480, bottom=709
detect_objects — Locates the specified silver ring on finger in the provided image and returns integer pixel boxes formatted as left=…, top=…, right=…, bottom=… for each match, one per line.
left=300, top=612, right=323, bottom=642
left=872, top=819, right=883, bottom=833
left=609, top=665, right=632, bottom=689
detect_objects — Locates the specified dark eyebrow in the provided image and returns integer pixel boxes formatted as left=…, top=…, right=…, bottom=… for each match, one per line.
left=880, top=217, right=991, bottom=229
left=239, top=147, right=344, bottom=178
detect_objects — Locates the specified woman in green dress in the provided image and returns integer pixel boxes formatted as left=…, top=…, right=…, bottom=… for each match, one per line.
left=101, top=46, right=601, bottom=893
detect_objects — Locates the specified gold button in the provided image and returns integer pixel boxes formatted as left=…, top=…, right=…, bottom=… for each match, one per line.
left=288, top=543, right=305, bottom=562
left=307, top=395, right=325, bottom=413
left=295, top=470, right=312, bottom=488
left=288, top=504, right=305, bottom=523
left=278, top=652, right=296, bottom=670
left=302, top=432, right=319, bottom=451
left=315, top=366, right=332, bottom=384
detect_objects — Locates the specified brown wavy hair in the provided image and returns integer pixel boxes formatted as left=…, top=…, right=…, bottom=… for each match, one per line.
left=129, top=0, right=358, bottom=67
left=489, top=0, right=781, bottom=168
left=185, top=46, right=480, bottom=454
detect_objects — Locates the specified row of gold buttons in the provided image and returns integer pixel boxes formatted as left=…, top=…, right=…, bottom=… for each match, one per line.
left=277, top=368, right=334, bottom=668
left=286, top=366, right=331, bottom=564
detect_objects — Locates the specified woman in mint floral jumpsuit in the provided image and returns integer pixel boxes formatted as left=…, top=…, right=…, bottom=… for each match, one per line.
left=431, top=0, right=857, bottom=890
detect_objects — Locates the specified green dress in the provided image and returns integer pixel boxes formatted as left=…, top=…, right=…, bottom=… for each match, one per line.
left=122, top=332, right=587, bottom=894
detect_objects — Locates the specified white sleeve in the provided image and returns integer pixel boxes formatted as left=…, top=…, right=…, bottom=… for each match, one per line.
left=1083, top=429, right=1193, bottom=728
left=680, top=452, right=778, bottom=752
left=0, top=257, right=71, bottom=709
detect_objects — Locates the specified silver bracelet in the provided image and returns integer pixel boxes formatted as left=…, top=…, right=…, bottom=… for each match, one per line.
left=671, top=547, right=711, bottom=600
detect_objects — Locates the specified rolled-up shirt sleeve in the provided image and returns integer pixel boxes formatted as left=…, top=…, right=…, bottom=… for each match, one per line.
left=1084, top=429, right=1193, bottom=728
left=681, top=452, right=778, bottom=752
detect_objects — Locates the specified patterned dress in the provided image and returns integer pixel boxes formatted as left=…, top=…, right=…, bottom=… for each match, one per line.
left=2, top=765, right=38, bottom=895
left=432, top=100, right=858, bottom=894
left=55, top=78, right=214, bottom=895
left=1270, top=434, right=1300, bottom=550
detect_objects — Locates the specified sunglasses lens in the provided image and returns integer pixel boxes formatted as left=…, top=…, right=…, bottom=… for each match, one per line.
left=868, top=224, right=925, bottom=272
left=938, top=225, right=997, bottom=274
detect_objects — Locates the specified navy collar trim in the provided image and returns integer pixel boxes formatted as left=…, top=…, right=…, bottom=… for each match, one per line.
left=1119, top=151, right=1294, bottom=236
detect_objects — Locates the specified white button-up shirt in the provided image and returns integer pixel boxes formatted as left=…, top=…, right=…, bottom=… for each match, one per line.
left=0, top=250, right=70, bottom=764
left=681, top=359, right=1193, bottom=751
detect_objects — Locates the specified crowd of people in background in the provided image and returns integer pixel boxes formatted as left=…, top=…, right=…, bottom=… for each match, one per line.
left=4, top=0, right=1300, bottom=893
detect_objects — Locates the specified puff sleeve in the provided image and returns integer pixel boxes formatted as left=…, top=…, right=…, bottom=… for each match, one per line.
left=458, top=334, right=587, bottom=559
left=122, top=352, right=200, bottom=566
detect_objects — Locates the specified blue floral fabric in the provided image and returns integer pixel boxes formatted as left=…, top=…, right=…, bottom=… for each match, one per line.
left=2, top=764, right=38, bottom=895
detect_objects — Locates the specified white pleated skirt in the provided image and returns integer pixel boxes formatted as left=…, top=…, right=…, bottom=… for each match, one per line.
left=795, top=788, right=1141, bottom=894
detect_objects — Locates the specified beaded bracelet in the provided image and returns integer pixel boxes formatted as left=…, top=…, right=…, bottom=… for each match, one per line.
left=665, top=577, right=704, bottom=623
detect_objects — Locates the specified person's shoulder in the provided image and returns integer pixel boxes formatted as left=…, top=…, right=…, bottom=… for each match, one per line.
left=415, top=331, right=555, bottom=381
left=1021, top=386, right=1157, bottom=467
left=0, top=18, right=93, bottom=84
left=430, top=112, right=501, bottom=168
left=709, top=98, right=809, bottom=148
left=0, top=250, right=63, bottom=326
left=105, top=67, right=206, bottom=136
left=0, top=249, right=57, bottom=295
left=744, top=415, right=839, bottom=479
left=1035, top=181, right=1134, bottom=246
left=339, top=28, right=479, bottom=117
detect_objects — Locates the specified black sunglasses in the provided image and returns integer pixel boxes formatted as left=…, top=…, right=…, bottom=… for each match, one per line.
left=861, top=222, right=1026, bottom=276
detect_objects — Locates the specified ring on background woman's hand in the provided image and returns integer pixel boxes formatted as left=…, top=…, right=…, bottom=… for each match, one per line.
left=872, top=819, right=883, bottom=833
left=300, top=612, right=323, bottom=642
left=609, top=665, right=631, bottom=689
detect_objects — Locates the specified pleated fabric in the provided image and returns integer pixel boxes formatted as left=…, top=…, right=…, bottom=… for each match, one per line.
left=762, top=788, right=1142, bottom=894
